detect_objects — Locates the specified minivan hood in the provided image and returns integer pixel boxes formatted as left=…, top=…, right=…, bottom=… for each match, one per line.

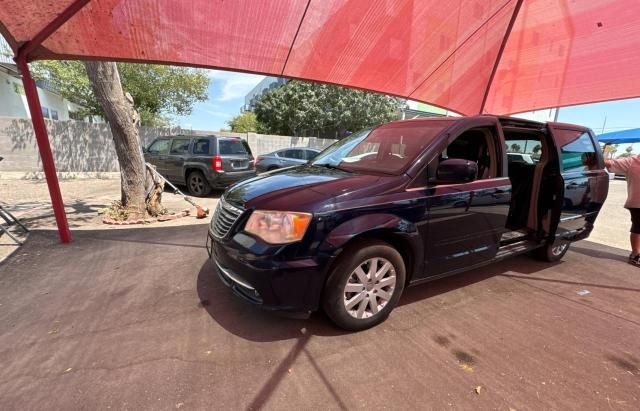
left=224, top=165, right=408, bottom=213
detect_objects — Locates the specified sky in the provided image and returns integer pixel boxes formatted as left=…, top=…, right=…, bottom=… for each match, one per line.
left=176, top=69, right=640, bottom=152
left=175, top=70, right=265, bottom=132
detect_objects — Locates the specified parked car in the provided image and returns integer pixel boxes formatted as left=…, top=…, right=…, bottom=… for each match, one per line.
left=255, top=148, right=321, bottom=172
left=144, top=135, right=256, bottom=196
left=206, top=116, right=609, bottom=330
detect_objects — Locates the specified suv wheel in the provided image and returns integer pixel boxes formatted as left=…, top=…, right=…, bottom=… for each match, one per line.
left=187, top=171, right=212, bottom=197
left=323, top=239, right=405, bottom=331
left=533, top=239, right=570, bottom=262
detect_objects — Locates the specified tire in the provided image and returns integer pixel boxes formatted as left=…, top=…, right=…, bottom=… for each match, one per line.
left=322, top=239, right=406, bottom=331
left=187, top=171, right=212, bottom=197
left=532, top=239, right=570, bottom=262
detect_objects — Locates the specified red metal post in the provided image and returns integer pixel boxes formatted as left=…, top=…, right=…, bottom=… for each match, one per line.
left=16, top=58, right=72, bottom=243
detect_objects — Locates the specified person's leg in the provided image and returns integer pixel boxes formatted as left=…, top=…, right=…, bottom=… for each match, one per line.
left=629, top=209, right=640, bottom=265
left=632, top=233, right=640, bottom=256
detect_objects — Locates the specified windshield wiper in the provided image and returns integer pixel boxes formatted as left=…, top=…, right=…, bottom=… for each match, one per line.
left=314, top=162, right=347, bottom=171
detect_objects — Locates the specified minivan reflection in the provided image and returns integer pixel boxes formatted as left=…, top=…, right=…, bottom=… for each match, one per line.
left=206, top=116, right=609, bottom=330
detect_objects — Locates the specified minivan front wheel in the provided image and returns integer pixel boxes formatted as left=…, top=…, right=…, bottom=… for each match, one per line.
left=187, top=171, right=212, bottom=197
left=323, top=240, right=405, bottom=331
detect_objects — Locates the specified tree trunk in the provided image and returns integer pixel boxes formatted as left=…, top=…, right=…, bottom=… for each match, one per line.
left=85, top=61, right=147, bottom=219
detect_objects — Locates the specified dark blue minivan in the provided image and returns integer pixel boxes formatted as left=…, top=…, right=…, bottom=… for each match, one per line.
left=206, top=115, right=609, bottom=330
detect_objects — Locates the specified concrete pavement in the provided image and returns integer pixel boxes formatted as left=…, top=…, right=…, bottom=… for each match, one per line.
left=0, top=225, right=638, bottom=409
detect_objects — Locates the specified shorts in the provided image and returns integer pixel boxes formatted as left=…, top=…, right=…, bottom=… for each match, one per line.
left=630, top=208, right=640, bottom=234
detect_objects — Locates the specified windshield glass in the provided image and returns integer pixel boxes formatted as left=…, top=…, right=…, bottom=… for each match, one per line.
left=312, top=120, right=452, bottom=174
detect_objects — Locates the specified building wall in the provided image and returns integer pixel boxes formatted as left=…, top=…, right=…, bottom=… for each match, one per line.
left=0, top=117, right=335, bottom=175
left=0, top=70, right=85, bottom=121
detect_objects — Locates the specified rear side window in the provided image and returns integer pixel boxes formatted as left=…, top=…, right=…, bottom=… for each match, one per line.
left=170, top=138, right=190, bottom=155
left=147, top=139, right=170, bottom=155
left=557, top=130, right=597, bottom=172
left=193, top=139, right=210, bottom=155
left=219, top=139, right=249, bottom=155
left=283, top=149, right=304, bottom=159
left=303, top=150, right=318, bottom=160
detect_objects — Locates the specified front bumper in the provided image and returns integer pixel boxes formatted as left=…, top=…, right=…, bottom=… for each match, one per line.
left=206, top=230, right=330, bottom=312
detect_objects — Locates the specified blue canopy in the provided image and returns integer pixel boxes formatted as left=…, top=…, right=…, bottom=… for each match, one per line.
left=597, top=128, right=640, bottom=145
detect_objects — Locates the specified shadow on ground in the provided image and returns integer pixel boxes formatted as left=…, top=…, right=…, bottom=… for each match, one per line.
left=1, top=225, right=638, bottom=410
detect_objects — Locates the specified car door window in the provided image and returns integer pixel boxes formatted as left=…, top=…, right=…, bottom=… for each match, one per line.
left=170, top=138, right=190, bottom=155
left=147, top=139, right=170, bottom=155
left=192, top=139, right=210, bottom=155
left=423, top=127, right=499, bottom=184
left=283, top=149, right=304, bottom=159
left=303, top=150, right=318, bottom=160
left=557, top=130, right=597, bottom=172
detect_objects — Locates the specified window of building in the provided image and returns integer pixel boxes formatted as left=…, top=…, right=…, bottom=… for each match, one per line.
left=51, top=110, right=59, bottom=121
left=41, top=107, right=50, bottom=119
left=170, top=138, right=190, bottom=155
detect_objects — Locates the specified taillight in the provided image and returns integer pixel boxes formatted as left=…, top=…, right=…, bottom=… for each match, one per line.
left=212, top=156, right=223, bottom=171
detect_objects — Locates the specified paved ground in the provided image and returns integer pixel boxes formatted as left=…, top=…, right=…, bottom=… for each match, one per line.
left=0, top=178, right=219, bottom=260
left=0, top=224, right=639, bottom=410
left=0, top=178, right=631, bottom=261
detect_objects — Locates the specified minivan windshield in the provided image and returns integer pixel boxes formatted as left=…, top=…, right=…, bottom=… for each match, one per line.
left=312, top=120, right=453, bottom=174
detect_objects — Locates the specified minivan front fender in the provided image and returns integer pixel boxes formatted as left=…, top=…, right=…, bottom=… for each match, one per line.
left=320, top=213, right=423, bottom=281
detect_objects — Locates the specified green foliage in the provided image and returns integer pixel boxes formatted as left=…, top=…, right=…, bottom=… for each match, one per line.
left=603, top=144, right=618, bottom=159
left=31, top=61, right=209, bottom=126
left=253, top=80, right=401, bottom=138
left=532, top=144, right=542, bottom=154
left=510, top=143, right=522, bottom=153
left=228, top=111, right=262, bottom=133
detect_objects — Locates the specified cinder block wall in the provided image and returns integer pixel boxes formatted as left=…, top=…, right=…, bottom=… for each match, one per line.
left=0, top=117, right=335, bottom=174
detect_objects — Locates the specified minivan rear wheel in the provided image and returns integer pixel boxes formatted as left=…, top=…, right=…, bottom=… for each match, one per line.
left=187, top=171, right=212, bottom=197
left=323, top=239, right=405, bottom=331
left=533, top=239, right=570, bottom=262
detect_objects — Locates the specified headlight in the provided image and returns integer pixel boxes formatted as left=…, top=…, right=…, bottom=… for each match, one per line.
left=245, top=210, right=312, bottom=244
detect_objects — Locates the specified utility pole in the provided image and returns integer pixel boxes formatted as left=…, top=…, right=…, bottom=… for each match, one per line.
left=600, top=116, right=607, bottom=134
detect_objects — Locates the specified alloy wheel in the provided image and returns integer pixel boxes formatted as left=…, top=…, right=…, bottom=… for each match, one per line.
left=551, top=243, right=568, bottom=256
left=343, top=257, right=397, bottom=319
left=190, top=175, right=204, bottom=195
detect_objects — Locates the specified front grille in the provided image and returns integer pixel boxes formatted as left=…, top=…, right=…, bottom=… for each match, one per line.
left=212, top=197, right=244, bottom=238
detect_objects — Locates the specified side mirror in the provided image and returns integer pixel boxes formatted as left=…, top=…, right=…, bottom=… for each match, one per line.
left=436, top=158, right=478, bottom=184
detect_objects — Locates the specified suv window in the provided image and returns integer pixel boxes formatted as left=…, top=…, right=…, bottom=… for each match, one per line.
left=557, top=130, right=597, bottom=172
left=170, top=138, right=190, bottom=155
left=219, top=139, right=249, bottom=155
left=147, top=139, right=170, bottom=155
left=193, top=138, right=210, bottom=155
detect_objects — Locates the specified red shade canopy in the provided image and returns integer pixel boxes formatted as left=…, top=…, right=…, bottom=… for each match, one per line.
left=2, top=0, right=640, bottom=115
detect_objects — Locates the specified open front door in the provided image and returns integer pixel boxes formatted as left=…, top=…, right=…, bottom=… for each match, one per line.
left=547, top=124, right=609, bottom=240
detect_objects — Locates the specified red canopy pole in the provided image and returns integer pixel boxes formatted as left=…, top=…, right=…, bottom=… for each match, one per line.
left=11, top=0, right=91, bottom=243
left=16, top=58, right=72, bottom=243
